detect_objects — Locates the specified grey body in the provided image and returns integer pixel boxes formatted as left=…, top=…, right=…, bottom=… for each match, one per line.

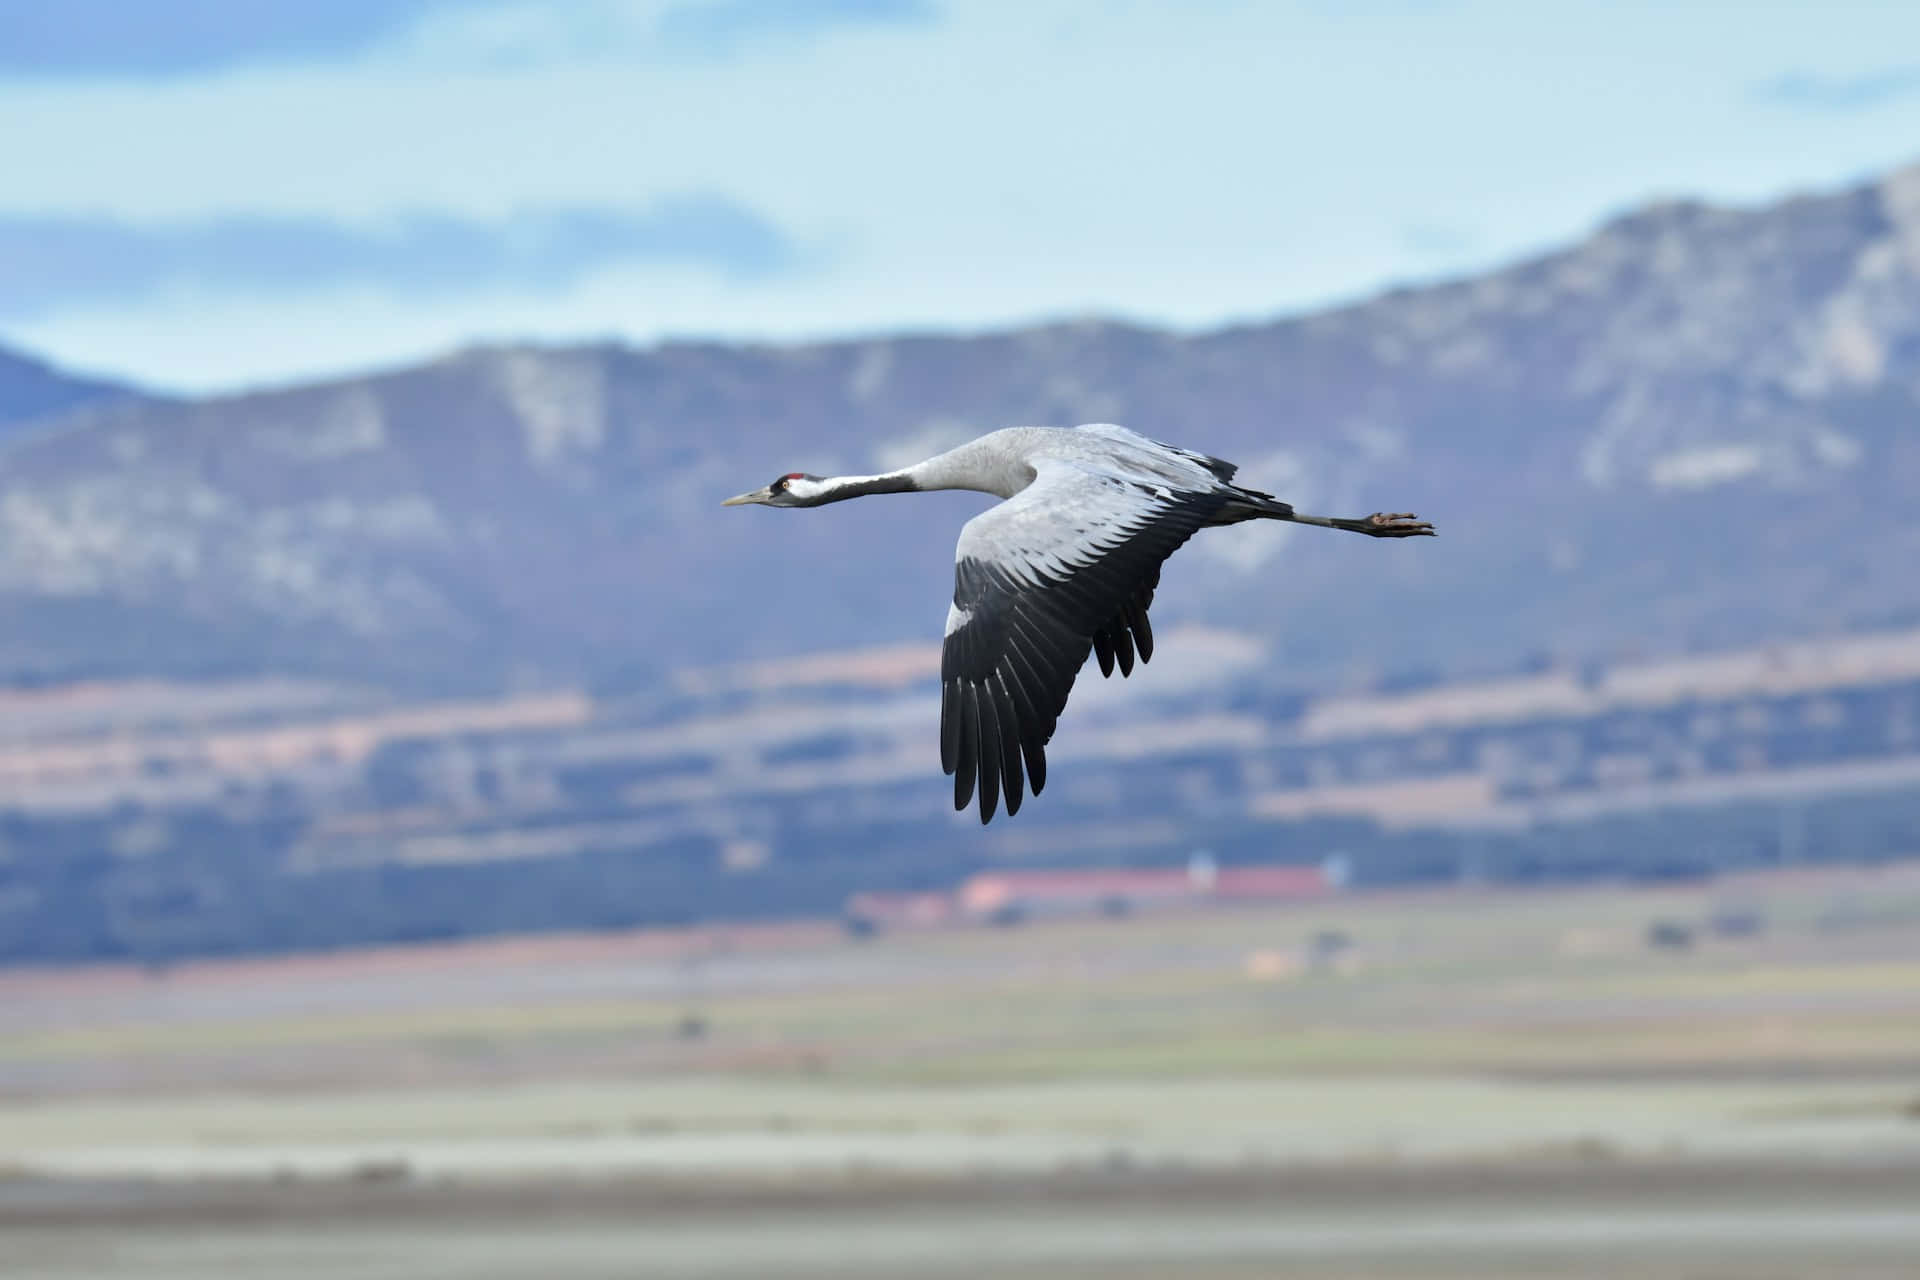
left=724, top=424, right=1433, bottom=823
left=908, top=425, right=1220, bottom=498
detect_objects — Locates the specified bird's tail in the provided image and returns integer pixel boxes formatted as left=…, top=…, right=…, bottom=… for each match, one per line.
left=1215, top=484, right=1294, bottom=524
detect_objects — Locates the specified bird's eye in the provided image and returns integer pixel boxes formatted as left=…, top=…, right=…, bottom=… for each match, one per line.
left=772, top=477, right=789, bottom=492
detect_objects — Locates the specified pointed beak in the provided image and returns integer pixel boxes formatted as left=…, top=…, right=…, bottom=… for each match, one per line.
left=722, top=487, right=773, bottom=507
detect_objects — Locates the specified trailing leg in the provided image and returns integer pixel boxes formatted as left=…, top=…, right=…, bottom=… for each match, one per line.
left=1287, top=510, right=1434, bottom=537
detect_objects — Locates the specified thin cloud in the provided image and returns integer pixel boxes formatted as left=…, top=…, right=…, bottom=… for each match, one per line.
left=655, top=0, right=937, bottom=59
left=0, top=1, right=938, bottom=80
left=0, top=199, right=801, bottom=318
left=0, top=0, right=495, bottom=78
left=1755, top=66, right=1920, bottom=112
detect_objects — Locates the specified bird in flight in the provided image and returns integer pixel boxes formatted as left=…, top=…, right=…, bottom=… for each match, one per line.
left=725, top=424, right=1433, bottom=823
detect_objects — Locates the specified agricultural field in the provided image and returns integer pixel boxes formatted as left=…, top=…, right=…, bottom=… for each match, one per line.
left=4, top=864, right=1920, bottom=1277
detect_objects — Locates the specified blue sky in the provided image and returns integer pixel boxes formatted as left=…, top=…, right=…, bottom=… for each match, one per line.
left=5, top=0, right=1920, bottom=392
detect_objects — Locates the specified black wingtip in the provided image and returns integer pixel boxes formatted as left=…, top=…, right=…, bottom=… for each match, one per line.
left=951, top=687, right=977, bottom=812
left=1129, top=601, right=1154, bottom=664
left=939, top=679, right=959, bottom=776
left=994, top=680, right=1024, bottom=818
left=975, top=689, right=1001, bottom=823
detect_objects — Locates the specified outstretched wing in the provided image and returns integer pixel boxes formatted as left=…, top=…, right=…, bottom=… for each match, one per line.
left=940, top=459, right=1228, bottom=823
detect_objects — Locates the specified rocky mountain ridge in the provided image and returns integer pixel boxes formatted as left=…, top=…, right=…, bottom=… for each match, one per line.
left=3, top=164, right=1920, bottom=690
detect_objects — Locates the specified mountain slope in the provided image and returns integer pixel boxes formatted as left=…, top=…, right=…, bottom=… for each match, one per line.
left=0, top=345, right=136, bottom=432
left=3, top=166, right=1920, bottom=689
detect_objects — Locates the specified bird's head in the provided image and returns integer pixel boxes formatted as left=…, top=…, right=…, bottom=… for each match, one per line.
left=722, top=472, right=826, bottom=508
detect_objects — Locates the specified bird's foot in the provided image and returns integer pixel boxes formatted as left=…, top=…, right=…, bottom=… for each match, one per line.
left=1363, top=512, right=1435, bottom=537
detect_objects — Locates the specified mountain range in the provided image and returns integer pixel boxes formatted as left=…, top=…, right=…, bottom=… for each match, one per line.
left=4, top=164, right=1920, bottom=692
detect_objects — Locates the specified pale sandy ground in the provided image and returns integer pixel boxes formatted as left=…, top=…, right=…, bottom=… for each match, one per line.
left=6, top=870, right=1920, bottom=1277
left=7, top=1162, right=1920, bottom=1280
left=6, top=1074, right=1920, bottom=1179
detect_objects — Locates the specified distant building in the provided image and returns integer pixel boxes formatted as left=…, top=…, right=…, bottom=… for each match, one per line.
left=959, top=864, right=1330, bottom=922
left=842, top=890, right=957, bottom=934
left=843, top=862, right=1332, bottom=934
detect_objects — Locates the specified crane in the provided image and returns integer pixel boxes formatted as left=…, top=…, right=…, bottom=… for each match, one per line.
left=723, top=424, right=1433, bottom=823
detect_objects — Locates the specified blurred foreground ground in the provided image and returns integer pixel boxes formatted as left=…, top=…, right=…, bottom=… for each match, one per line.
left=5, top=864, right=1920, bottom=1277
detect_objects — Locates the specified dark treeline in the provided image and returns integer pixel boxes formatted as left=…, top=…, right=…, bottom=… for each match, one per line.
left=4, top=786, right=1918, bottom=966
left=5, top=670, right=1920, bottom=966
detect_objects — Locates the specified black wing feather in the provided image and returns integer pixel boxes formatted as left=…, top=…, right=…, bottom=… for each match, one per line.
left=950, top=683, right=976, bottom=813
left=974, top=684, right=1002, bottom=822
left=1127, top=595, right=1155, bottom=663
left=1110, top=613, right=1135, bottom=676
left=940, top=679, right=960, bottom=774
left=993, top=677, right=1025, bottom=818
left=1092, top=629, right=1115, bottom=678
left=1091, top=565, right=1159, bottom=680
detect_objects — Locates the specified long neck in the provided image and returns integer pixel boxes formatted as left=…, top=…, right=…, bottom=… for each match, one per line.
left=802, top=471, right=920, bottom=505
left=805, top=444, right=1012, bottom=505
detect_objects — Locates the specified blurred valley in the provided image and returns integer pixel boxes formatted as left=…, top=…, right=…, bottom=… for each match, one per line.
left=8, top=165, right=1920, bottom=962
